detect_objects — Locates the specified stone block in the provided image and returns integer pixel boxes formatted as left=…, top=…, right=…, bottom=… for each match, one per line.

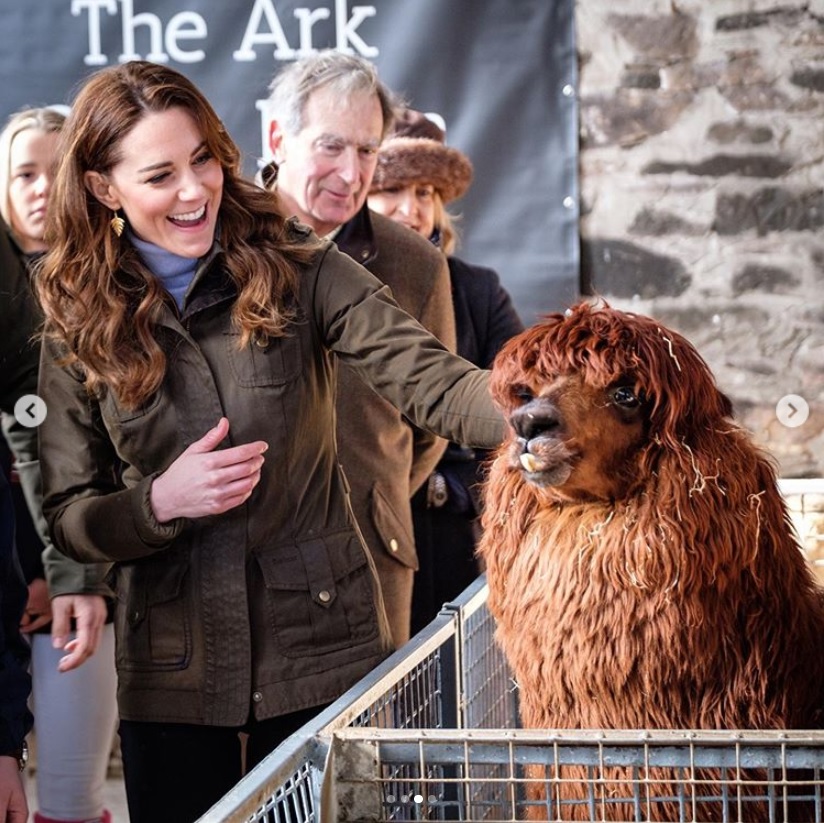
left=580, top=90, right=693, bottom=147
left=708, top=120, right=774, bottom=144
left=581, top=238, right=691, bottom=298
left=643, top=154, right=790, bottom=177
left=716, top=8, right=807, bottom=31
left=790, top=68, right=824, bottom=92
left=609, top=12, right=698, bottom=60
left=714, top=187, right=824, bottom=235
left=732, top=264, right=801, bottom=295
left=628, top=208, right=705, bottom=236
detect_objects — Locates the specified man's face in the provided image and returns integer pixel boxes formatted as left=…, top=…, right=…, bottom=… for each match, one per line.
left=270, top=85, right=384, bottom=236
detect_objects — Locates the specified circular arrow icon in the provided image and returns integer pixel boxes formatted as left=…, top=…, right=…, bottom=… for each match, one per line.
left=13, top=394, right=48, bottom=428
left=775, top=394, right=809, bottom=429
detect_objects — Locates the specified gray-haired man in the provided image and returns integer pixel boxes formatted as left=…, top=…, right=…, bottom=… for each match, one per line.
left=264, top=51, right=455, bottom=647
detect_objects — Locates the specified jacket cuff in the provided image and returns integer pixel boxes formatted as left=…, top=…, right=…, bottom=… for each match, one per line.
left=42, top=544, right=113, bottom=598
left=132, top=473, right=187, bottom=547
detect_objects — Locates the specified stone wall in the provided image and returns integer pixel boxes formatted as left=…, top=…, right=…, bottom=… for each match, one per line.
left=575, top=0, right=824, bottom=478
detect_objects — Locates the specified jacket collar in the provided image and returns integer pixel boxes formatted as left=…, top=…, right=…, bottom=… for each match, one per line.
left=150, top=241, right=232, bottom=329
left=180, top=241, right=234, bottom=320
left=333, top=204, right=377, bottom=266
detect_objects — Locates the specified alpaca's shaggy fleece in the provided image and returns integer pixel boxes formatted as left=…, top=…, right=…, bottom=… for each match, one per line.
left=477, top=301, right=824, bottom=820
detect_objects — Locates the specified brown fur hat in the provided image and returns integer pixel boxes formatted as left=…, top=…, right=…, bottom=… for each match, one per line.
left=370, top=108, right=474, bottom=203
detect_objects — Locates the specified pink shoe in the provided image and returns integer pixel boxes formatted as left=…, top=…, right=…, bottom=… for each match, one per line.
left=34, top=811, right=112, bottom=823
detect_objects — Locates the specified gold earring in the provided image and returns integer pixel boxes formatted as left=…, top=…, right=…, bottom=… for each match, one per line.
left=110, top=211, right=125, bottom=237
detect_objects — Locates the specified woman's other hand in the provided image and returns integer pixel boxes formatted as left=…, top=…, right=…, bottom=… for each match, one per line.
left=51, top=593, right=108, bottom=672
left=150, top=417, right=268, bottom=523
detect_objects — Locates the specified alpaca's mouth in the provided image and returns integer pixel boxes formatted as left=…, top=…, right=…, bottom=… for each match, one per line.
left=514, top=440, right=575, bottom=488
left=519, top=452, right=541, bottom=472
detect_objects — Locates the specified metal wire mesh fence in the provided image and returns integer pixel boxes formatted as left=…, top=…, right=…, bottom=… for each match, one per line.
left=196, top=577, right=513, bottom=823
left=197, top=480, right=824, bottom=823
left=325, top=728, right=824, bottom=822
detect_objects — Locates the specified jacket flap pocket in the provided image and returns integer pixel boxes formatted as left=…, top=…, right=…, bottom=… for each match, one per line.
left=225, top=330, right=302, bottom=387
left=255, top=552, right=307, bottom=592
left=370, top=482, right=416, bottom=568
left=114, top=558, right=188, bottom=627
left=257, top=534, right=368, bottom=608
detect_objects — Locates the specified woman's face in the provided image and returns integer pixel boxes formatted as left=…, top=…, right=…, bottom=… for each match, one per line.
left=8, top=127, right=60, bottom=253
left=368, top=182, right=437, bottom=241
left=86, top=107, right=223, bottom=259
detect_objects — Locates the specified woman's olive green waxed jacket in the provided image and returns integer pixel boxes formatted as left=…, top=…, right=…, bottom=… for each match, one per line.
left=39, top=223, right=503, bottom=725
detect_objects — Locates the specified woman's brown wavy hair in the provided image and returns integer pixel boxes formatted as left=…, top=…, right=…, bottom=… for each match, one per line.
left=37, top=60, right=316, bottom=410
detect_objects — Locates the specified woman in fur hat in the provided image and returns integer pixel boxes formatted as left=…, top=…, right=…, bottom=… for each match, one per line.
left=369, top=109, right=524, bottom=635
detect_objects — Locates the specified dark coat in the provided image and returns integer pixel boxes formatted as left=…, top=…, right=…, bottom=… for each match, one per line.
left=0, top=217, right=110, bottom=597
left=334, top=207, right=454, bottom=647
left=410, top=256, right=524, bottom=635
left=0, top=222, right=34, bottom=749
left=38, top=223, right=503, bottom=725
left=447, top=256, right=525, bottom=369
left=0, top=465, right=33, bottom=759
left=0, top=218, right=40, bottom=425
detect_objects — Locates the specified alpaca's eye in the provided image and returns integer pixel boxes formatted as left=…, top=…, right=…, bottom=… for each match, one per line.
left=611, top=386, right=641, bottom=408
left=512, top=385, right=534, bottom=404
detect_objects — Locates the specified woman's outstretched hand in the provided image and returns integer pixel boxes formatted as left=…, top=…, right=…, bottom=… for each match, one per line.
left=150, top=417, right=268, bottom=523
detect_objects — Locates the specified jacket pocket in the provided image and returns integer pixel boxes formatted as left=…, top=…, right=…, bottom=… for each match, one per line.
left=256, top=531, right=379, bottom=657
left=370, top=481, right=416, bottom=568
left=225, top=331, right=302, bottom=387
left=113, top=558, right=191, bottom=671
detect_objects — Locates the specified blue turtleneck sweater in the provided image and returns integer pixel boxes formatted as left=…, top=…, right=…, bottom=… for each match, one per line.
left=130, top=233, right=198, bottom=311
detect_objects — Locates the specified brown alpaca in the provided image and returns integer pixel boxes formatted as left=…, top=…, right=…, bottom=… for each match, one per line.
left=477, top=301, right=824, bottom=821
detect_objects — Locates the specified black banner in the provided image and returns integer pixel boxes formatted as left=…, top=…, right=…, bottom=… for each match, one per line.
left=0, top=0, right=578, bottom=322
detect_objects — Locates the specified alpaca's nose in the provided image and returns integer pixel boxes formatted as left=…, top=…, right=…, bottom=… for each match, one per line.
left=510, top=401, right=562, bottom=441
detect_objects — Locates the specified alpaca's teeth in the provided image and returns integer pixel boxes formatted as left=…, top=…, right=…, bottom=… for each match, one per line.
left=520, top=453, right=539, bottom=472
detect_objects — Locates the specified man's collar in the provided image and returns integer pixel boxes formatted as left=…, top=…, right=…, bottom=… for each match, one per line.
left=333, top=204, right=377, bottom=266
left=258, top=160, right=278, bottom=190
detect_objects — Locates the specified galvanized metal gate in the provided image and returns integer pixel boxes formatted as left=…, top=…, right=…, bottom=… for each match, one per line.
left=197, top=480, right=824, bottom=822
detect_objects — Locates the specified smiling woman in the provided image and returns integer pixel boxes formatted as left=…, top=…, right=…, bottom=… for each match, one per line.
left=84, top=113, right=222, bottom=261
left=34, top=60, right=504, bottom=823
